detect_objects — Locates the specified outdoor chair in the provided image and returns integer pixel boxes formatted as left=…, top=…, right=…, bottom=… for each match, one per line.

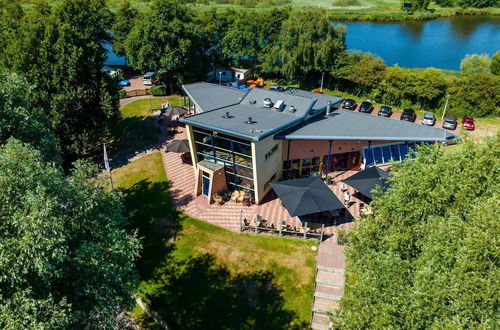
left=213, top=193, right=223, bottom=205
left=236, top=190, right=245, bottom=203
left=230, top=191, right=239, bottom=202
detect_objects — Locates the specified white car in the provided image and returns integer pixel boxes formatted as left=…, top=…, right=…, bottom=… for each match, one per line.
left=422, top=113, right=436, bottom=126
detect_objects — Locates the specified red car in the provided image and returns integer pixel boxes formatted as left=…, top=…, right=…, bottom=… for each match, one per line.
left=462, top=117, right=475, bottom=130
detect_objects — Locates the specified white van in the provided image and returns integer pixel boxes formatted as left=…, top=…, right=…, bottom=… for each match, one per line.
left=143, top=72, right=156, bottom=86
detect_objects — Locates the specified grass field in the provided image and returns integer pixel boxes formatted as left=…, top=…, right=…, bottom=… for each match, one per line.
left=111, top=96, right=184, bottom=157
left=24, top=0, right=500, bottom=17
left=112, top=152, right=317, bottom=327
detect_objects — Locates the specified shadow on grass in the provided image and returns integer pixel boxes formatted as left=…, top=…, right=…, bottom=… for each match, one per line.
left=112, top=116, right=158, bottom=159
left=122, top=179, right=305, bottom=329
left=144, top=254, right=306, bottom=330
left=122, top=179, right=181, bottom=280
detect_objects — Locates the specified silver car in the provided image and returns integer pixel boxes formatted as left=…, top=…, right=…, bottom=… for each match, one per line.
left=443, top=116, right=457, bottom=130
left=422, top=113, right=436, bottom=126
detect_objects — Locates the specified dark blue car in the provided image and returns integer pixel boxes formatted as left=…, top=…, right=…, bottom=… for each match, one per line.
left=118, top=80, right=130, bottom=87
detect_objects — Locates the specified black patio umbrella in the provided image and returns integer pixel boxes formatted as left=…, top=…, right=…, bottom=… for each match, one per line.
left=271, top=177, right=344, bottom=218
left=341, top=166, right=390, bottom=200
left=166, top=139, right=190, bottom=153
left=164, top=106, right=188, bottom=117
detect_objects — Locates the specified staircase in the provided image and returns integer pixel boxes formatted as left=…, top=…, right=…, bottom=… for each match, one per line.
left=310, top=236, right=346, bottom=330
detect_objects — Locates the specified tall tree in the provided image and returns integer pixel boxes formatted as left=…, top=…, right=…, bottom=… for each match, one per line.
left=447, top=73, right=500, bottom=117
left=125, top=0, right=207, bottom=89
left=111, top=0, right=139, bottom=58
left=460, top=53, right=492, bottom=74
left=336, top=137, right=499, bottom=329
left=0, top=139, right=141, bottom=329
left=346, top=53, right=386, bottom=95
left=0, top=71, right=59, bottom=160
left=274, top=8, right=345, bottom=81
left=0, top=0, right=119, bottom=165
left=490, top=51, right=500, bottom=75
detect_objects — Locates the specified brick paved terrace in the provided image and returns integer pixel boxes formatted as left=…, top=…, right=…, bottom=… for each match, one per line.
left=162, top=129, right=367, bottom=236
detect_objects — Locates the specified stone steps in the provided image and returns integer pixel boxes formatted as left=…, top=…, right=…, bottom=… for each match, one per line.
left=313, top=296, right=339, bottom=315
left=311, top=313, right=330, bottom=330
left=314, top=285, right=344, bottom=301
left=316, top=269, right=345, bottom=288
left=317, top=264, right=345, bottom=275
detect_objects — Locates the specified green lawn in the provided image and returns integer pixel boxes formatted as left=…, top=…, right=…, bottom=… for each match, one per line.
left=111, top=96, right=184, bottom=157
left=112, top=153, right=317, bottom=328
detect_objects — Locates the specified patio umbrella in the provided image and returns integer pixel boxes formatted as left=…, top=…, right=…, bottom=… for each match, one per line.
left=341, top=166, right=390, bottom=200
left=164, top=106, right=188, bottom=117
left=166, top=139, right=190, bottom=153
left=271, top=177, right=344, bottom=218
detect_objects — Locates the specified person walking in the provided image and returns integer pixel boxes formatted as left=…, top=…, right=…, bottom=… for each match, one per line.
left=344, top=191, right=350, bottom=206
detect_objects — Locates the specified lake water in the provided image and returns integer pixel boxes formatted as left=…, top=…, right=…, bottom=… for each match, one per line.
left=337, top=16, right=500, bottom=70
left=104, top=42, right=128, bottom=66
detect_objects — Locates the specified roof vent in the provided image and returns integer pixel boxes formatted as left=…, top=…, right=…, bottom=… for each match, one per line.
left=289, top=106, right=296, bottom=113
left=248, top=99, right=256, bottom=104
left=222, top=112, right=232, bottom=119
left=274, top=100, right=285, bottom=112
left=263, top=98, right=273, bottom=108
left=245, top=117, right=255, bottom=124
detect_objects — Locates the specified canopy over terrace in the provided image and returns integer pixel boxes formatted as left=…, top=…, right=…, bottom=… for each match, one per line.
left=342, top=166, right=390, bottom=199
left=271, top=177, right=344, bottom=218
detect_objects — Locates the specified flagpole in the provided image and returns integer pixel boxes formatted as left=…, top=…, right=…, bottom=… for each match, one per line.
left=103, top=143, right=114, bottom=190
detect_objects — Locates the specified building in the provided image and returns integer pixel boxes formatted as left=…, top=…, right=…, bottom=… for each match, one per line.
left=180, top=82, right=451, bottom=204
left=207, top=67, right=252, bottom=84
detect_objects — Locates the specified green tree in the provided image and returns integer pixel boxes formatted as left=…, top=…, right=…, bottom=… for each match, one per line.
left=447, top=73, right=500, bottom=117
left=111, top=0, right=139, bottom=57
left=336, top=137, right=500, bottom=329
left=125, top=0, right=207, bottom=89
left=408, top=68, right=448, bottom=109
left=491, top=51, right=500, bottom=75
left=406, top=0, right=431, bottom=10
left=460, top=53, right=492, bottom=74
left=346, top=53, right=386, bottom=95
left=0, top=72, right=59, bottom=160
left=0, top=139, right=141, bottom=329
left=0, top=0, right=120, bottom=165
left=275, top=8, right=345, bottom=81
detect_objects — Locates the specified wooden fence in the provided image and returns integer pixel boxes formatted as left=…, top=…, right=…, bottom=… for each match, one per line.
left=126, top=88, right=150, bottom=97
left=240, top=216, right=325, bottom=242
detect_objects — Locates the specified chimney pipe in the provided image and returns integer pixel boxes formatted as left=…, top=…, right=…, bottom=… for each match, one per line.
left=326, top=101, right=332, bottom=115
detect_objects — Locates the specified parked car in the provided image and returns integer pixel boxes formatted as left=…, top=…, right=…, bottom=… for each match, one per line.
left=400, top=109, right=416, bottom=122
left=143, top=72, right=156, bottom=85
left=442, top=116, right=457, bottom=130
left=118, top=80, right=130, bottom=87
left=342, top=99, right=357, bottom=110
left=422, top=113, right=436, bottom=126
left=358, top=101, right=374, bottom=113
left=442, top=134, right=462, bottom=146
left=377, top=106, right=393, bottom=117
left=461, top=117, right=475, bottom=130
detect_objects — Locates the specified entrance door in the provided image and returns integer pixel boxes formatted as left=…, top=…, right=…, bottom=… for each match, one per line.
left=202, top=172, right=210, bottom=196
left=347, top=151, right=361, bottom=170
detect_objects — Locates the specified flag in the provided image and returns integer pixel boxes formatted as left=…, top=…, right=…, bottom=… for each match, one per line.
left=103, top=143, right=110, bottom=172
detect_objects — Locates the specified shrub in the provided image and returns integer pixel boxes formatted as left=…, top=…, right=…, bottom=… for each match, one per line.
left=150, top=85, right=167, bottom=96
left=118, top=89, right=127, bottom=99
left=337, top=228, right=349, bottom=245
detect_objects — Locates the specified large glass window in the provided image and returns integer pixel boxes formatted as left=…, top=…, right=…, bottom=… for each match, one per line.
left=363, top=143, right=419, bottom=167
left=193, top=128, right=254, bottom=196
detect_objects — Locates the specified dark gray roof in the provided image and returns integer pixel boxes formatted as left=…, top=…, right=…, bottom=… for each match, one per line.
left=281, top=89, right=344, bottom=111
left=182, top=82, right=248, bottom=112
left=181, top=88, right=316, bottom=141
left=276, top=109, right=449, bottom=142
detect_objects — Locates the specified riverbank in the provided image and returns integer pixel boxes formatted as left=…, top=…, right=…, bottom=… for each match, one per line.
left=23, top=1, right=500, bottom=22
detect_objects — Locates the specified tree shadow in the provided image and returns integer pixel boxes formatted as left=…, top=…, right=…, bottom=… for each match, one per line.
left=122, top=179, right=182, bottom=280
left=144, top=254, right=306, bottom=330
